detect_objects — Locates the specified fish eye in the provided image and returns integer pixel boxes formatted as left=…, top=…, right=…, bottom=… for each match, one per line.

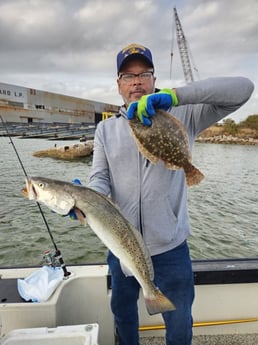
left=38, top=183, right=45, bottom=188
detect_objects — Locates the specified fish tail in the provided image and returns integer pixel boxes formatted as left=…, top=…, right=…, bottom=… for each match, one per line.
left=145, top=288, right=176, bottom=315
left=185, top=164, right=205, bottom=186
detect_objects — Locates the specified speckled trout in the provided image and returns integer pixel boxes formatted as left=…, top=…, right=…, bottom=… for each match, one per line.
left=22, top=176, right=176, bottom=315
left=129, top=109, right=204, bottom=186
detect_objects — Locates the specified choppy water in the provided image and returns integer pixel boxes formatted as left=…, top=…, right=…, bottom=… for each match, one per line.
left=0, top=137, right=257, bottom=267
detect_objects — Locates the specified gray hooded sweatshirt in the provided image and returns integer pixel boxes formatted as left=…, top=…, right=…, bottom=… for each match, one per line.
left=88, top=77, right=254, bottom=256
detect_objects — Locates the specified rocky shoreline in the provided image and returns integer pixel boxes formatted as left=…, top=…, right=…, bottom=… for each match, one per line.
left=196, top=125, right=258, bottom=146
left=196, top=134, right=258, bottom=146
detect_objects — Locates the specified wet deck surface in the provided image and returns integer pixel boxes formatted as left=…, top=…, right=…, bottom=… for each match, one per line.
left=140, top=334, right=258, bottom=345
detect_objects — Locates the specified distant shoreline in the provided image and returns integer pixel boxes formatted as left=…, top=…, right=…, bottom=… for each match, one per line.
left=196, top=135, right=258, bottom=146
left=196, top=125, right=258, bottom=146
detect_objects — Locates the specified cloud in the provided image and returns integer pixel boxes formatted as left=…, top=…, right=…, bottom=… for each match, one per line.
left=0, top=0, right=257, bottom=121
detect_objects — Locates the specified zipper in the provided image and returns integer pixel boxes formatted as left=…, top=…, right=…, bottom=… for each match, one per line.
left=138, top=152, right=144, bottom=235
left=138, top=153, right=151, bottom=235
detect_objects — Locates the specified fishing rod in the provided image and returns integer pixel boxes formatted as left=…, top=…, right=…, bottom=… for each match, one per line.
left=0, top=115, right=70, bottom=277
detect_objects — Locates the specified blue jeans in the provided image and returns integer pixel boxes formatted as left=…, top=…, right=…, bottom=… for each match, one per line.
left=107, top=241, right=194, bottom=345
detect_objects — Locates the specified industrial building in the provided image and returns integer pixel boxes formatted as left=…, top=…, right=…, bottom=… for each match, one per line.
left=0, top=82, right=119, bottom=124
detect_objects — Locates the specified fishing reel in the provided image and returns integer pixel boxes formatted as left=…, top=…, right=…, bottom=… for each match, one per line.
left=43, top=249, right=71, bottom=278
left=43, top=249, right=61, bottom=268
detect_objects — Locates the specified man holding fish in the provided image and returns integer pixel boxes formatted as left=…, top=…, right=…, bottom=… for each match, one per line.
left=23, top=44, right=254, bottom=344
left=87, top=43, right=254, bottom=345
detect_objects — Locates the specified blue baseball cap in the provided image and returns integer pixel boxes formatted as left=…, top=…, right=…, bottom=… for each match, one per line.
left=117, top=43, right=154, bottom=75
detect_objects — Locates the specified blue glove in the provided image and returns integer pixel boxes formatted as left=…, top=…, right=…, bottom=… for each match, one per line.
left=127, top=88, right=178, bottom=126
left=52, top=178, right=85, bottom=220
left=68, top=178, right=85, bottom=220
left=72, top=178, right=82, bottom=185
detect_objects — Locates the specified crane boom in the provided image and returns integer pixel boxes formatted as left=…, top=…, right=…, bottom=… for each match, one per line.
left=173, top=7, right=194, bottom=84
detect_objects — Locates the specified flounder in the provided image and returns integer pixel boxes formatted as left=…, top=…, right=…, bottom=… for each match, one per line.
left=128, top=109, right=204, bottom=186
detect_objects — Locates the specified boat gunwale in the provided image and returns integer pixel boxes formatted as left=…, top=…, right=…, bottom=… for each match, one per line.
left=1, top=257, right=258, bottom=305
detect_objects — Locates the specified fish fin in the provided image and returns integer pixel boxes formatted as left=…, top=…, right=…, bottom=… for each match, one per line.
left=119, top=226, right=154, bottom=280
left=164, top=161, right=181, bottom=170
left=120, top=261, right=133, bottom=277
left=130, top=128, right=159, bottom=164
left=119, top=224, right=154, bottom=280
left=145, top=288, right=176, bottom=315
left=130, top=226, right=154, bottom=280
left=73, top=207, right=87, bottom=225
left=185, top=164, right=205, bottom=186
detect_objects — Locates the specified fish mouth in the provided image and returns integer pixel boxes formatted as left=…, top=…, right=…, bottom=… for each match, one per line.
left=22, top=178, right=37, bottom=200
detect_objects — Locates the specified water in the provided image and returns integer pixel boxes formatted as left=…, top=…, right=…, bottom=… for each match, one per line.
left=0, top=137, right=257, bottom=267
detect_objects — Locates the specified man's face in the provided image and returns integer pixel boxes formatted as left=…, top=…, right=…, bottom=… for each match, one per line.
left=117, top=59, right=156, bottom=107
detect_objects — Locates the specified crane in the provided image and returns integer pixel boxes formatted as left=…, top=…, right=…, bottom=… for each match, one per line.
left=171, top=7, right=198, bottom=84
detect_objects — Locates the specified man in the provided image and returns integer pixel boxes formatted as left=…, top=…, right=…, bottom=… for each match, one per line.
left=88, top=43, right=254, bottom=345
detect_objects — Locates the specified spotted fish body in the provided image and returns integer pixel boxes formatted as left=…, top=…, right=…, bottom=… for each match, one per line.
left=129, top=109, right=204, bottom=186
left=23, top=177, right=176, bottom=315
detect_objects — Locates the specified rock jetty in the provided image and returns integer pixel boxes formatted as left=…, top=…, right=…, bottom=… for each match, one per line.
left=33, top=140, right=94, bottom=160
left=196, top=126, right=258, bottom=146
left=196, top=134, right=258, bottom=145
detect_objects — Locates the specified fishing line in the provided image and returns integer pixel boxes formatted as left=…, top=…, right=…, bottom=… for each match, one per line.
left=0, top=115, right=70, bottom=277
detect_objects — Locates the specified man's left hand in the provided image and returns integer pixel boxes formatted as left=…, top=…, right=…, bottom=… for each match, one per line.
left=127, top=88, right=178, bottom=126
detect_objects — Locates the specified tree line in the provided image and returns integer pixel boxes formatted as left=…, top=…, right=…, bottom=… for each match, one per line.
left=222, top=115, right=258, bottom=136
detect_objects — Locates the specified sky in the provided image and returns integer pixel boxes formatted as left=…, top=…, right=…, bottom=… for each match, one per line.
left=0, top=0, right=257, bottom=123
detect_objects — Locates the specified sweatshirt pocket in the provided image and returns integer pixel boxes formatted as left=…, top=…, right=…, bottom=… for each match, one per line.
left=142, top=196, right=178, bottom=246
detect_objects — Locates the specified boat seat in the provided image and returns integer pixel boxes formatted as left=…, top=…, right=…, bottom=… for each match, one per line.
left=0, top=279, right=29, bottom=303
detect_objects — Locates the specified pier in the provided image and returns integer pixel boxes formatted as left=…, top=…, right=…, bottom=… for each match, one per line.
left=0, top=122, right=95, bottom=140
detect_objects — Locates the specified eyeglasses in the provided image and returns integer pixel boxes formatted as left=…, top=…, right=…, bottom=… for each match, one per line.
left=119, top=72, right=154, bottom=83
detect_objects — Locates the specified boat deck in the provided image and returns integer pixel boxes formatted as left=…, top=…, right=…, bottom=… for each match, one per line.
left=141, top=334, right=258, bottom=345
left=1, top=263, right=258, bottom=345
